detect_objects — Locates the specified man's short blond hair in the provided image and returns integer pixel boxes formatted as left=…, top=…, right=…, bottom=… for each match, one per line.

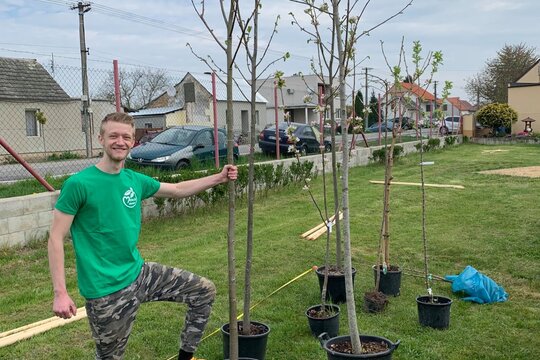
left=100, top=112, right=135, bottom=135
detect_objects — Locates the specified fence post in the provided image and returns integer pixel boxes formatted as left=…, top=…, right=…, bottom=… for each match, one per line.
left=0, top=138, right=54, bottom=191
left=113, top=60, right=121, bottom=112
left=274, top=81, right=280, bottom=160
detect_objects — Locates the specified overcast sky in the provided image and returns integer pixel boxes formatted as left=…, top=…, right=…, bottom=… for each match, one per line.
left=1, top=0, right=538, bottom=102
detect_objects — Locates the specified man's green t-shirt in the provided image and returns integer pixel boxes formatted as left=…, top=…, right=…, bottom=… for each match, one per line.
left=55, top=166, right=160, bottom=299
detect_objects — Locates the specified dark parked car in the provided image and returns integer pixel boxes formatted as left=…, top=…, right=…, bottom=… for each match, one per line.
left=366, top=117, right=413, bottom=133
left=127, top=125, right=239, bottom=169
left=365, top=119, right=395, bottom=133
left=258, top=122, right=331, bottom=156
left=133, top=130, right=162, bottom=147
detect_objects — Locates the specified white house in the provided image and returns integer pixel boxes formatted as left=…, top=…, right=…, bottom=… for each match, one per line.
left=254, top=73, right=342, bottom=127
left=0, top=57, right=115, bottom=161
left=146, top=72, right=267, bottom=138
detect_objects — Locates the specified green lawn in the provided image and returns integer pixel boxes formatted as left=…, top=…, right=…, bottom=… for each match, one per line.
left=1, top=143, right=539, bottom=359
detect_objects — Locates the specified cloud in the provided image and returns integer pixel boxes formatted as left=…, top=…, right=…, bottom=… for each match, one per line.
left=476, top=0, right=523, bottom=11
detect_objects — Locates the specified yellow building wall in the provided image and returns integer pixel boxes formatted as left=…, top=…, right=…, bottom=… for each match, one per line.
left=508, top=86, right=540, bottom=134
left=165, top=110, right=187, bottom=126
left=519, top=64, right=540, bottom=83
left=462, top=114, right=474, bottom=137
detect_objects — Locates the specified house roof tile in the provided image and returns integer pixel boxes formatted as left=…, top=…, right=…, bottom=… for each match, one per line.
left=398, top=82, right=436, bottom=101
left=447, top=97, right=474, bottom=111
left=0, top=57, right=70, bottom=101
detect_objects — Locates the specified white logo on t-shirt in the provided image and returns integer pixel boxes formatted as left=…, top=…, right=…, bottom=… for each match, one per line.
left=122, top=187, right=137, bottom=208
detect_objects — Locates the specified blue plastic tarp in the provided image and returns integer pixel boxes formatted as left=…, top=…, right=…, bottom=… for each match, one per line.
left=445, top=265, right=508, bottom=304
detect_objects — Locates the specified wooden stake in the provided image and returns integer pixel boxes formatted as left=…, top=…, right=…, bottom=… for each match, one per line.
left=369, top=180, right=464, bottom=189
left=0, top=308, right=87, bottom=348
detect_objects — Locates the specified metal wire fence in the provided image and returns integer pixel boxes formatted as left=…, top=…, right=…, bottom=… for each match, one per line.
left=0, top=59, right=277, bottom=185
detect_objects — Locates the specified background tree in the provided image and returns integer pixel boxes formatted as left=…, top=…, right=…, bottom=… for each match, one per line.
left=98, top=68, right=171, bottom=110
left=476, top=103, right=518, bottom=132
left=465, top=43, right=538, bottom=104
left=354, top=90, right=364, bottom=119
left=291, top=0, right=412, bottom=354
left=368, top=91, right=379, bottom=126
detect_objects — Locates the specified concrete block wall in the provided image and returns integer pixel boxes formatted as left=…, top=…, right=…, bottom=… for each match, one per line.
left=0, top=191, right=58, bottom=247
left=0, top=136, right=459, bottom=248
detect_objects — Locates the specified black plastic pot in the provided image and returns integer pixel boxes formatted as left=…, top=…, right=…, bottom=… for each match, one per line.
left=316, top=266, right=357, bottom=304
left=222, top=321, right=270, bottom=360
left=373, top=265, right=402, bottom=296
left=363, top=291, right=388, bottom=314
left=306, top=304, right=340, bottom=338
left=416, top=295, right=453, bottom=329
left=318, top=332, right=400, bottom=359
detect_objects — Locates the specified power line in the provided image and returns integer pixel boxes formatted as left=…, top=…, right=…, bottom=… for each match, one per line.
left=34, top=0, right=310, bottom=61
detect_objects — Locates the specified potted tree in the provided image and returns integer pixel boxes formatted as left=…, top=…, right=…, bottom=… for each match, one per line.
left=191, top=2, right=293, bottom=358
left=272, top=71, right=342, bottom=339
left=289, top=2, right=355, bottom=308
left=414, top=80, right=454, bottom=330
left=368, top=37, right=453, bottom=307
left=291, top=1, right=410, bottom=357
left=365, top=98, right=401, bottom=312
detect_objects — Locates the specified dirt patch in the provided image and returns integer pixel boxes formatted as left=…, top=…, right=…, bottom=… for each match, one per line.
left=479, top=166, right=540, bottom=178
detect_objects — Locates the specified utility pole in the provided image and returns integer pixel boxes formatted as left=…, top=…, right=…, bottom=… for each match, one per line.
left=49, top=53, right=55, bottom=77
left=363, top=67, right=372, bottom=129
left=72, top=2, right=93, bottom=158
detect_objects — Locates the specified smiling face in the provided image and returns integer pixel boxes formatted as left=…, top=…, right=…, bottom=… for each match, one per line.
left=98, top=117, right=135, bottom=163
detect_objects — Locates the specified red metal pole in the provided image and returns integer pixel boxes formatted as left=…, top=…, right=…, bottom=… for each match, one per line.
left=211, top=71, right=219, bottom=168
left=451, top=99, right=455, bottom=133
left=113, top=60, right=121, bottom=112
left=416, top=98, right=419, bottom=140
left=274, top=81, right=280, bottom=160
left=429, top=101, right=433, bottom=137
left=0, top=137, right=54, bottom=191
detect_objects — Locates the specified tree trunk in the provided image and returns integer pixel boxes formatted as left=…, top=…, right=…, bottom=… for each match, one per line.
left=226, top=1, right=239, bottom=358
left=333, top=0, right=361, bottom=353
left=242, top=0, right=260, bottom=336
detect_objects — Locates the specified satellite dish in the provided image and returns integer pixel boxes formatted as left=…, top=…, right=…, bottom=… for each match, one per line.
left=166, top=85, right=176, bottom=97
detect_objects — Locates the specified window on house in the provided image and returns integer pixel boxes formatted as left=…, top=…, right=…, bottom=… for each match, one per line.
left=144, top=123, right=153, bottom=128
left=425, top=104, right=432, bottom=112
left=442, top=104, right=448, bottom=111
left=255, top=110, right=260, bottom=125
left=25, top=110, right=39, bottom=136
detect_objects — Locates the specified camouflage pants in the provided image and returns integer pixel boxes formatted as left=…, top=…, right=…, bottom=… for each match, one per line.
left=85, top=262, right=216, bottom=360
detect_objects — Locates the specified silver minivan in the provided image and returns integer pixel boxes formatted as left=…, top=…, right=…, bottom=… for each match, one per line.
left=440, top=116, right=461, bottom=135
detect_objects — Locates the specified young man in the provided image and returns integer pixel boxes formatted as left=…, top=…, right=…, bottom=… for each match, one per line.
left=48, top=112, right=237, bottom=360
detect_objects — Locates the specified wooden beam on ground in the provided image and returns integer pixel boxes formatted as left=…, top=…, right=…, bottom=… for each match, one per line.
left=369, top=180, right=464, bottom=189
left=307, top=212, right=343, bottom=240
left=302, top=212, right=343, bottom=241
left=301, top=213, right=337, bottom=238
left=0, top=308, right=87, bottom=348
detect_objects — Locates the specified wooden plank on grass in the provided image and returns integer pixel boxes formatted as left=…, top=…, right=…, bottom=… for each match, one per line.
left=369, top=180, right=464, bottom=189
left=306, top=212, right=344, bottom=241
left=301, top=213, right=337, bottom=238
left=0, top=308, right=87, bottom=348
